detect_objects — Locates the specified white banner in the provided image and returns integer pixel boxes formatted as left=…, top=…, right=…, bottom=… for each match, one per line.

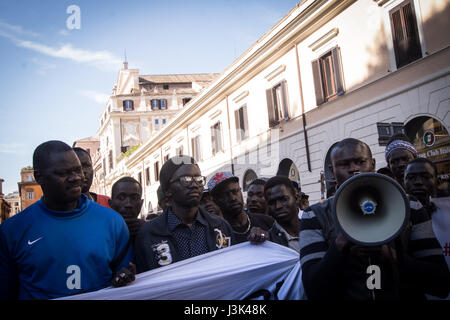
left=58, top=241, right=305, bottom=300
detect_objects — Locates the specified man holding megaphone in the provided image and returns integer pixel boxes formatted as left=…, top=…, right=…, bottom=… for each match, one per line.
left=299, top=138, right=450, bottom=300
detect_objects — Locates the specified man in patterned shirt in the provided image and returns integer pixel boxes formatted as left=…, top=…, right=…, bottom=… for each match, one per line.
left=134, top=155, right=235, bottom=272
left=299, top=138, right=449, bottom=300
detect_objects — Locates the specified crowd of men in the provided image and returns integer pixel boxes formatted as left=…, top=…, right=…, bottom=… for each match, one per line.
left=0, top=134, right=449, bottom=300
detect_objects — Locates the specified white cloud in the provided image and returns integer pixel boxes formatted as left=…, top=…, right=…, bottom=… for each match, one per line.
left=0, top=21, right=121, bottom=71
left=79, top=90, right=110, bottom=104
left=0, top=19, right=40, bottom=37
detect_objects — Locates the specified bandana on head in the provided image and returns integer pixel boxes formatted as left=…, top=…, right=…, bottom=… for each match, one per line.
left=385, top=140, right=418, bottom=162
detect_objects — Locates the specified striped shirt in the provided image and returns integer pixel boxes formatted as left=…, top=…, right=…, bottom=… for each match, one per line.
left=299, top=197, right=449, bottom=300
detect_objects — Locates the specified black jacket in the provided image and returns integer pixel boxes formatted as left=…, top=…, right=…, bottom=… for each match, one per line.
left=134, top=206, right=235, bottom=273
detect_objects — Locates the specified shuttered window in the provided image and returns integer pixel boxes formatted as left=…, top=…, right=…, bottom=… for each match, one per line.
left=266, top=80, right=289, bottom=128
left=235, top=105, right=249, bottom=142
left=123, top=100, right=134, bottom=111
left=191, top=136, right=202, bottom=161
left=311, top=46, right=345, bottom=106
left=389, top=0, right=422, bottom=68
left=154, top=162, right=160, bottom=182
left=211, top=121, right=223, bottom=155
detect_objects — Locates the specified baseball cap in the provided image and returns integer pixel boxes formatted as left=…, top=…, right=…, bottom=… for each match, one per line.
left=207, top=172, right=239, bottom=194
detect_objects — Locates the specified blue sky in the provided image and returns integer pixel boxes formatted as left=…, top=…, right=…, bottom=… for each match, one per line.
left=0, top=0, right=299, bottom=195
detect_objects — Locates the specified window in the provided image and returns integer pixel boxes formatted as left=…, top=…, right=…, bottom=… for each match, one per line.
left=151, top=99, right=168, bottom=110
left=311, top=46, right=344, bottom=105
left=243, top=169, right=258, bottom=192
left=235, top=105, right=249, bottom=142
left=191, top=135, right=202, bottom=161
left=164, top=154, right=170, bottom=163
left=26, top=191, right=34, bottom=200
left=182, top=97, right=191, bottom=106
left=145, top=167, right=150, bottom=185
left=154, top=161, right=160, bottom=181
left=163, top=84, right=169, bottom=90
left=211, top=121, right=223, bottom=155
left=154, top=119, right=160, bottom=131
left=138, top=172, right=142, bottom=186
left=27, top=175, right=33, bottom=182
left=160, top=99, right=167, bottom=110
left=266, top=80, right=289, bottom=127
left=390, top=0, right=422, bottom=68
left=123, top=100, right=134, bottom=111
left=162, top=119, right=167, bottom=125
left=151, top=99, right=159, bottom=110
left=108, top=150, right=114, bottom=172
left=176, top=145, right=184, bottom=156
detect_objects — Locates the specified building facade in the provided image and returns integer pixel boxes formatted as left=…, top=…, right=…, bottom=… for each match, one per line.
left=0, top=179, right=11, bottom=223
left=73, top=137, right=100, bottom=159
left=4, top=191, right=21, bottom=217
left=18, top=167, right=43, bottom=211
left=94, top=0, right=450, bottom=216
left=92, top=63, right=219, bottom=199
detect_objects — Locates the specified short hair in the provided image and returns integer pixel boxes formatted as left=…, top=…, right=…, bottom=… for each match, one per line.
left=73, top=147, right=91, bottom=160
left=264, top=175, right=297, bottom=197
left=330, top=138, right=372, bottom=164
left=33, top=140, right=73, bottom=173
left=248, top=178, right=267, bottom=189
left=406, top=157, right=438, bottom=177
left=111, top=176, right=142, bottom=198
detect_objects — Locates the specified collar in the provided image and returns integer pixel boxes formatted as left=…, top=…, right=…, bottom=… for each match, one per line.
left=37, top=194, right=89, bottom=218
left=274, top=220, right=299, bottom=241
left=167, top=207, right=207, bottom=231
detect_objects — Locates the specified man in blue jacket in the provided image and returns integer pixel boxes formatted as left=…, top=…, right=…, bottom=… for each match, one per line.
left=0, top=140, right=132, bottom=299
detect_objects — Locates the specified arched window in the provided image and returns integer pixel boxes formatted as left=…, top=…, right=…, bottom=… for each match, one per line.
left=405, top=116, right=450, bottom=197
left=243, top=169, right=257, bottom=192
left=277, top=158, right=300, bottom=186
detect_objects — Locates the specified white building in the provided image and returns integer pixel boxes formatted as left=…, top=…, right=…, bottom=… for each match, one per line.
left=95, top=0, right=450, bottom=217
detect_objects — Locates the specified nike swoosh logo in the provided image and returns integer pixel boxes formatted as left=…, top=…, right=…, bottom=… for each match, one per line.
left=28, top=237, right=43, bottom=245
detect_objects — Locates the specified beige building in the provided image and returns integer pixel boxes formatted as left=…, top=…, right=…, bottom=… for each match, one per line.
left=92, top=62, right=219, bottom=199
left=95, top=0, right=450, bottom=216
left=73, top=137, right=100, bottom=159
left=4, top=191, right=21, bottom=217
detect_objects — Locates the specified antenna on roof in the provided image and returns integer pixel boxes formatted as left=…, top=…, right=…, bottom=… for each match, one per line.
left=123, top=49, right=128, bottom=70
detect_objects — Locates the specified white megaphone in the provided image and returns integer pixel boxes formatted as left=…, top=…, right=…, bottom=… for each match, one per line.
left=333, top=172, right=410, bottom=246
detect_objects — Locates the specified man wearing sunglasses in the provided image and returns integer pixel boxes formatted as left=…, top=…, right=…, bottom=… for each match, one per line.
left=134, top=155, right=235, bottom=272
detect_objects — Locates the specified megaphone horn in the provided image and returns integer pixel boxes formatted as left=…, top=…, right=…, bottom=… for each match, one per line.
left=333, top=172, right=410, bottom=247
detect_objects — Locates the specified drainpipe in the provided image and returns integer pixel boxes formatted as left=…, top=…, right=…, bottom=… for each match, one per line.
left=295, top=44, right=312, bottom=172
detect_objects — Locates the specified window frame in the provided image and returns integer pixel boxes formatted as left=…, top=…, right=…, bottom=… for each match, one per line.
left=389, top=0, right=422, bottom=69
left=211, top=121, right=223, bottom=156
left=311, top=46, right=345, bottom=106
left=235, top=104, right=249, bottom=143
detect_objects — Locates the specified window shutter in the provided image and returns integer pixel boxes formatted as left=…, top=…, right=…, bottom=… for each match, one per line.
left=235, top=109, right=241, bottom=142
left=242, top=105, right=249, bottom=139
left=331, top=47, right=344, bottom=96
left=266, top=89, right=278, bottom=127
left=280, top=80, right=290, bottom=120
left=390, top=1, right=421, bottom=68
left=211, top=125, right=216, bottom=155
left=311, top=59, right=325, bottom=105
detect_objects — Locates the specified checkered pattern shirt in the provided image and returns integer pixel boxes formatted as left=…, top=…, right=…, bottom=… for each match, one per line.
left=167, top=209, right=210, bottom=260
